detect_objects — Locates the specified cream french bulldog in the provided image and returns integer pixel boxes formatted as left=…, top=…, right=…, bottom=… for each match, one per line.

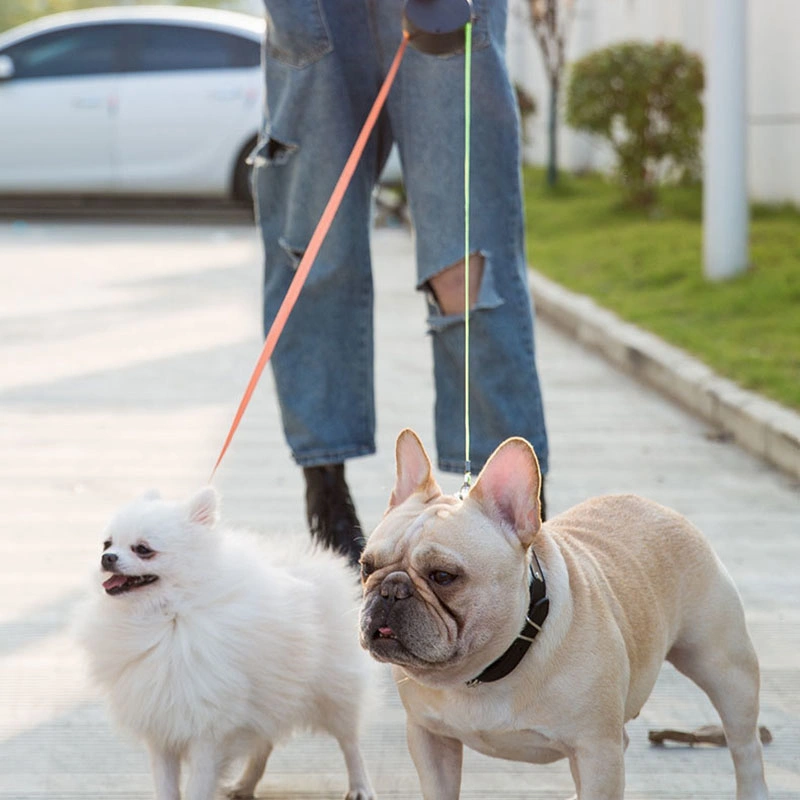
left=359, top=429, right=768, bottom=800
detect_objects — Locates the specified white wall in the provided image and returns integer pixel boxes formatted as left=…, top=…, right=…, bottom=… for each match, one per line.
left=507, top=0, right=800, bottom=203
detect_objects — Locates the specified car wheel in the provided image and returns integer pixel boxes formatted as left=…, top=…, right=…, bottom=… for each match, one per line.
left=233, top=138, right=256, bottom=206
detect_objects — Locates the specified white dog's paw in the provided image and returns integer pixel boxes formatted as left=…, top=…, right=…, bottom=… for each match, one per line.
left=345, top=789, right=376, bottom=800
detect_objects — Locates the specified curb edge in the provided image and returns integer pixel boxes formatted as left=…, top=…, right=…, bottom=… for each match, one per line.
left=529, top=269, right=800, bottom=482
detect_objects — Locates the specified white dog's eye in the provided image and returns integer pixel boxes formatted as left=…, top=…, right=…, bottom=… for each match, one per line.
left=133, top=543, right=155, bottom=558
left=102, top=539, right=111, bottom=551
left=429, top=570, right=456, bottom=586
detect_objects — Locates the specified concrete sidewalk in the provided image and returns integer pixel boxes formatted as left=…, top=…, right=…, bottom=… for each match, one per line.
left=0, top=221, right=797, bottom=799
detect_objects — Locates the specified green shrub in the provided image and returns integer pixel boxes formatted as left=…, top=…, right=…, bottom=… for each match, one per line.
left=566, top=41, right=704, bottom=207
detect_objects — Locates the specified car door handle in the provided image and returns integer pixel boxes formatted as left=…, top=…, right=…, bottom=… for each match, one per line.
left=72, top=96, right=105, bottom=109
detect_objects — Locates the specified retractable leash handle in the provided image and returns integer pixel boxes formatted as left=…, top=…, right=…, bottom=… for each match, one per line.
left=403, top=0, right=474, bottom=54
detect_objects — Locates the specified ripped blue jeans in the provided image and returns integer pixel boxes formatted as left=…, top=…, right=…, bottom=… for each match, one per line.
left=254, top=0, right=549, bottom=475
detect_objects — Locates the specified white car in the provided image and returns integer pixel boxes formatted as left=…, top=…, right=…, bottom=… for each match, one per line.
left=0, top=6, right=264, bottom=202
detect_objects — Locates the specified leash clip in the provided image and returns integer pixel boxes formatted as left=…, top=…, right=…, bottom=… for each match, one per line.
left=458, top=465, right=472, bottom=500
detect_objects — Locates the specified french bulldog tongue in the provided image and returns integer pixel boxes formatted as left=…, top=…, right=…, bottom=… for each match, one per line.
left=378, top=626, right=394, bottom=637
left=103, top=574, right=128, bottom=591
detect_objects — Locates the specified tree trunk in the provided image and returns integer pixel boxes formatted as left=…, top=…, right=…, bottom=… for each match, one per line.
left=547, top=77, right=559, bottom=187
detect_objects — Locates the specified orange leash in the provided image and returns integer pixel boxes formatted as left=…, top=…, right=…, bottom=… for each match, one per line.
left=210, top=32, right=410, bottom=480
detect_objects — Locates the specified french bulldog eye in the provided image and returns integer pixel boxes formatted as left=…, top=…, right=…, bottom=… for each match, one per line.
left=102, top=539, right=112, bottom=551
left=133, top=543, right=155, bottom=558
left=360, top=560, right=375, bottom=580
left=430, top=570, right=456, bottom=586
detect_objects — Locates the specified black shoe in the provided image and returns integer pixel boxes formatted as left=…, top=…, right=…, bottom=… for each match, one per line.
left=303, top=464, right=364, bottom=567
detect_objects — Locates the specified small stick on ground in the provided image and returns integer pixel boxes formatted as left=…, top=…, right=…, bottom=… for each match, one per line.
left=648, top=724, right=773, bottom=747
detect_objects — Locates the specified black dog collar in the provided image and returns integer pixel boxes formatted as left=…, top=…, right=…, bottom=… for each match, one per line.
left=466, top=550, right=549, bottom=687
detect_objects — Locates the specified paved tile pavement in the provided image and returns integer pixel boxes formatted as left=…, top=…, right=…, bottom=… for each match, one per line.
left=0, top=221, right=797, bottom=798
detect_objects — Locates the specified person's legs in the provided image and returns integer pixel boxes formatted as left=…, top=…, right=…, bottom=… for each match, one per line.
left=255, top=0, right=394, bottom=559
left=382, top=0, right=550, bottom=498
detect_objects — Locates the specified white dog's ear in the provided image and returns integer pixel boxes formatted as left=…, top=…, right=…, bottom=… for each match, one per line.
left=468, top=438, right=542, bottom=548
left=187, top=486, right=219, bottom=528
left=390, top=429, right=442, bottom=508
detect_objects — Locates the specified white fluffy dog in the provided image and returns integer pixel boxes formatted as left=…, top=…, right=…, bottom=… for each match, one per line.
left=76, top=487, right=375, bottom=800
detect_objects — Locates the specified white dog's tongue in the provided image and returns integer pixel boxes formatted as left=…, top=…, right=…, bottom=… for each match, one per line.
left=103, top=574, right=128, bottom=591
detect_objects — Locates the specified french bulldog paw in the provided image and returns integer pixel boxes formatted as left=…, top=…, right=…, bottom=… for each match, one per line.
left=227, top=789, right=255, bottom=800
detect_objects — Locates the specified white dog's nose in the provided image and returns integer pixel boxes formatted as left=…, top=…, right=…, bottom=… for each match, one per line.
left=380, top=571, right=413, bottom=602
left=101, top=552, right=119, bottom=571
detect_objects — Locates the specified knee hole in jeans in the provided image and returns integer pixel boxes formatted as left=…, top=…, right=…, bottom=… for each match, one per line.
left=426, top=252, right=485, bottom=317
left=251, top=136, right=298, bottom=168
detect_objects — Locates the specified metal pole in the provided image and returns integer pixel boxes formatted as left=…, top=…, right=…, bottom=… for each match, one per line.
left=703, top=0, right=748, bottom=281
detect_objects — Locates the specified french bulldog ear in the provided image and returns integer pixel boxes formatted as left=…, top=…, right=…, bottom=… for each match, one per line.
left=389, top=429, right=442, bottom=508
left=467, top=438, right=542, bottom=548
left=187, top=486, right=219, bottom=528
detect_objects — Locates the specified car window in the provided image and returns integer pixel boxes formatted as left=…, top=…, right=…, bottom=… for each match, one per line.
left=126, top=24, right=260, bottom=73
left=228, top=31, right=261, bottom=68
left=3, top=24, right=124, bottom=79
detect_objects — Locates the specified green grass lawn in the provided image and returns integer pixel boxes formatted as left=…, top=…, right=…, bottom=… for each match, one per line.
left=523, top=167, right=800, bottom=412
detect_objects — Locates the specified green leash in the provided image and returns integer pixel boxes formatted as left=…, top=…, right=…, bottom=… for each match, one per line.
left=460, top=20, right=473, bottom=498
